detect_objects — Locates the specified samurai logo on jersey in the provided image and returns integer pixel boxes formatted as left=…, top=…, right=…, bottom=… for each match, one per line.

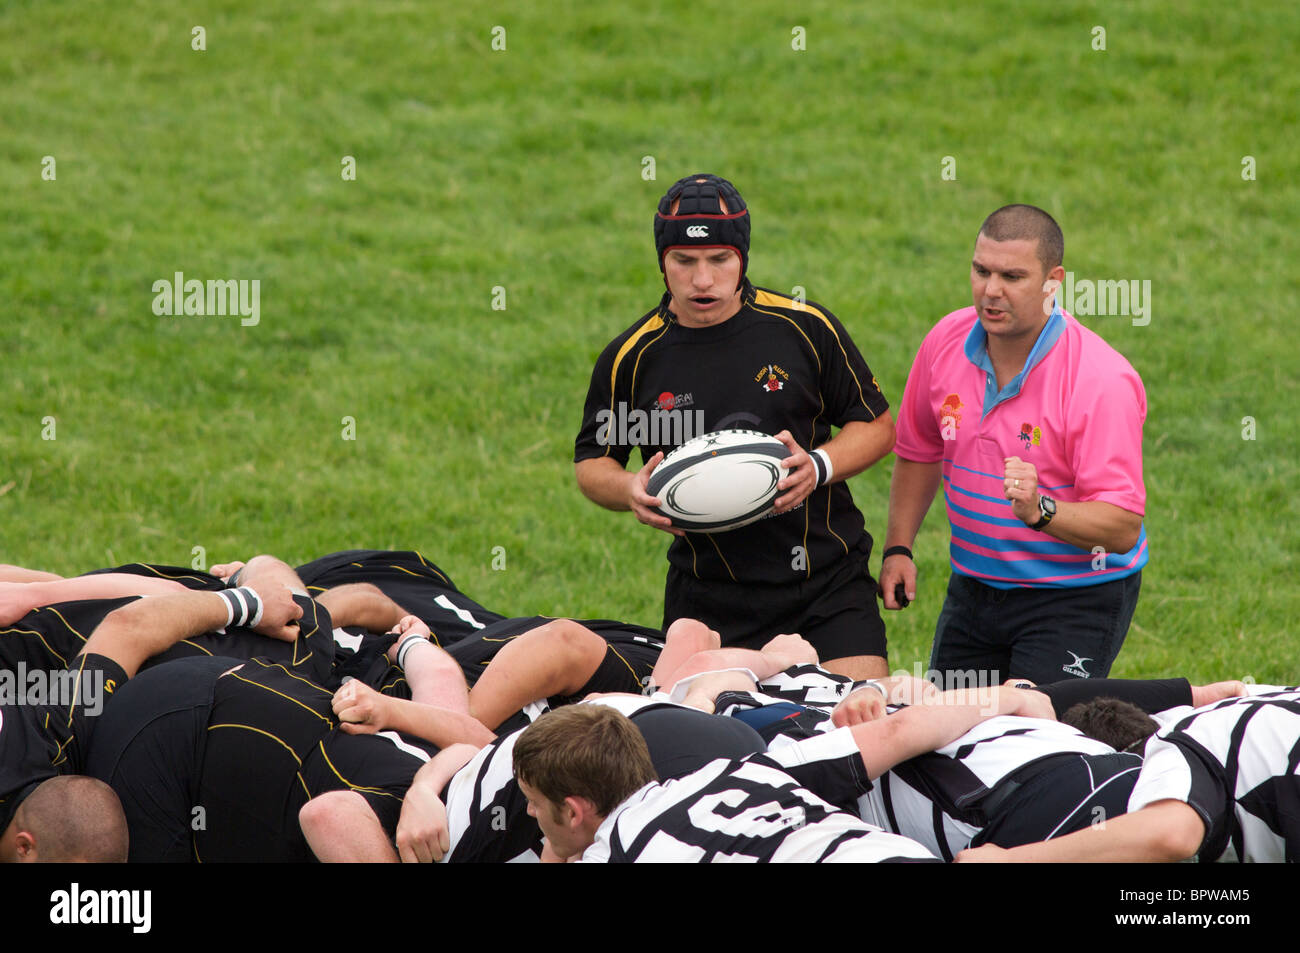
left=755, top=363, right=789, bottom=393
left=656, top=391, right=695, bottom=411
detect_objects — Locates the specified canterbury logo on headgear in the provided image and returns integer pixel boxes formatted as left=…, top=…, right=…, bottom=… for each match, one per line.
left=654, top=173, right=751, bottom=278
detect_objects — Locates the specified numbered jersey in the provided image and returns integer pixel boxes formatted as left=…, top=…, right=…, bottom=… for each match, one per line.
left=580, top=752, right=935, bottom=863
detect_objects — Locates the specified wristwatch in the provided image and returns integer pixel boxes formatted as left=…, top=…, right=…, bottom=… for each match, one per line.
left=1030, top=494, right=1057, bottom=531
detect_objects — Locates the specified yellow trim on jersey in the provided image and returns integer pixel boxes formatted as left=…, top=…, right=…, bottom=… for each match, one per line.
left=411, top=551, right=451, bottom=586
left=224, top=671, right=333, bottom=725
left=706, top=536, right=738, bottom=582
left=44, top=606, right=87, bottom=644
left=0, top=626, right=69, bottom=668
left=604, top=314, right=667, bottom=456
left=122, top=564, right=214, bottom=585
left=179, top=639, right=213, bottom=656
left=207, top=723, right=304, bottom=765
left=683, top=535, right=700, bottom=577
left=751, top=289, right=877, bottom=418
left=603, top=643, right=642, bottom=684
left=315, top=741, right=399, bottom=798
left=243, top=657, right=333, bottom=696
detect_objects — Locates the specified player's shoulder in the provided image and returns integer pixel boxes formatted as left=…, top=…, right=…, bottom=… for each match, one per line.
left=748, top=285, right=844, bottom=330
left=595, top=302, right=671, bottom=358
left=1059, top=312, right=1143, bottom=378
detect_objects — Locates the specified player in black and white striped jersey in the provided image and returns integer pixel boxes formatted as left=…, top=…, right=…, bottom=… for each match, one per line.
left=503, top=683, right=1053, bottom=863
left=958, top=686, right=1300, bottom=863
left=396, top=694, right=768, bottom=863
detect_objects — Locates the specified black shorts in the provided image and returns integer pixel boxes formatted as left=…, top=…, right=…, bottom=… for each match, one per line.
left=662, top=541, right=887, bottom=662
left=85, top=656, right=238, bottom=863
left=447, top=616, right=664, bottom=696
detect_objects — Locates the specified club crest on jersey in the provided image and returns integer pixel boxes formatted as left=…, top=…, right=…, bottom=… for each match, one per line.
left=1062, top=652, right=1093, bottom=678
left=755, top=363, right=788, bottom=393
left=940, top=393, right=963, bottom=440
left=1018, top=421, right=1043, bottom=449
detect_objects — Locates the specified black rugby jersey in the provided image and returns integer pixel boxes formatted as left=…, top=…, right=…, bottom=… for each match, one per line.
left=576, top=283, right=890, bottom=584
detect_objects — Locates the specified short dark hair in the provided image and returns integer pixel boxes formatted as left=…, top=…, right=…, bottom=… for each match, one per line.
left=1061, top=697, right=1159, bottom=752
left=978, top=204, right=1064, bottom=272
left=513, top=706, right=658, bottom=817
left=16, top=776, right=129, bottom=862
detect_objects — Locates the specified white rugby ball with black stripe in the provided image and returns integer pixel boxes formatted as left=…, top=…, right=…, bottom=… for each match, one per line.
left=646, top=430, right=792, bottom=533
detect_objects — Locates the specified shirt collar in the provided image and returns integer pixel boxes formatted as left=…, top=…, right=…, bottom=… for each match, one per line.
left=964, top=304, right=1067, bottom=413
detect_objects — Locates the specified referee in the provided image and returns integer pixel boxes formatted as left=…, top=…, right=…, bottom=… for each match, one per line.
left=574, top=173, right=896, bottom=679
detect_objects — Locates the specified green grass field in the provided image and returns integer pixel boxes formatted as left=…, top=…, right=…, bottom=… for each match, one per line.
left=2, top=0, right=1296, bottom=683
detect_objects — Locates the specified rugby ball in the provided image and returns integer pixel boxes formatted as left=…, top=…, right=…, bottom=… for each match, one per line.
left=646, top=430, right=792, bottom=533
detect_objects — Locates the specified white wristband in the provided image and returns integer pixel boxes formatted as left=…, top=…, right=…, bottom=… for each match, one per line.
left=813, top=448, right=834, bottom=485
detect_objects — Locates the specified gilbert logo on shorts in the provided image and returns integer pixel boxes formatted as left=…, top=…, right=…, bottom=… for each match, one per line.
left=685, top=225, right=709, bottom=238
left=1063, top=652, right=1093, bottom=678
left=755, top=363, right=788, bottom=393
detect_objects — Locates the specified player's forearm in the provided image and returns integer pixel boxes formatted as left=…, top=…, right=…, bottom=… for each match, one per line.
left=413, top=743, right=481, bottom=796
left=575, top=457, right=635, bottom=511
left=961, top=801, right=1205, bottom=863
left=852, top=686, right=1020, bottom=778
left=316, top=583, right=409, bottom=632
left=819, top=414, right=896, bottom=483
left=884, top=458, right=943, bottom=548
left=14, top=573, right=187, bottom=616
left=1038, top=500, right=1143, bottom=555
left=81, top=591, right=231, bottom=676
left=385, top=697, right=497, bottom=749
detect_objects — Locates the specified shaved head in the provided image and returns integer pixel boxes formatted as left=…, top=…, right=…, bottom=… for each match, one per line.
left=12, top=776, right=128, bottom=862
left=978, top=204, right=1064, bottom=273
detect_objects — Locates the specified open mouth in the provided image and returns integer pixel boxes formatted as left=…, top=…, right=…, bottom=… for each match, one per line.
left=692, top=296, right=718, bottom=307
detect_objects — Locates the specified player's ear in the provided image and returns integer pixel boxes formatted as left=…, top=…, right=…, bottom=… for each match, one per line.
left=13, top=830, right=38, bottom=862
left=564, top=795, right=598, bottom=830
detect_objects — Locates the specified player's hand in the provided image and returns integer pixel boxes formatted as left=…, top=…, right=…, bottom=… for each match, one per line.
left=879, top=552, right=917, bottom=610
left=209, top=560, right=246, bottom=584
left=396, top=782, right=450, bottom=863
left=996, top=686, right=1056, bottom=721
left=772, top=430, right=817, bottom=514
left=759, top=632, right=819, bottom=669
left=832, top=684, right=888, bottom=727
left=391, top=614, right=431, bottom=638
left=248, top=582, right=303, bottom=642
left=539, top=838, right=576, bottom=863
left=332, top=678, right=393, bottom=734
left=629, top=451, right=684, bottom=537
left=954, top=844, right=1011, bottom=863
left=1003, top=456, right=1041, bottom=526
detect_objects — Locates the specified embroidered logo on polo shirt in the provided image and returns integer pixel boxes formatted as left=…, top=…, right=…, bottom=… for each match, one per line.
left=755, top=363, right=788, bottom=392
left=1018, top=422, right=1043, bottom=449
left=940, top=393, right=964, bottom=441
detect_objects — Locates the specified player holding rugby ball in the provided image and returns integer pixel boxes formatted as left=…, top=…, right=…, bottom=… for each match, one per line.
left=574, top=173, right=896, bottom=679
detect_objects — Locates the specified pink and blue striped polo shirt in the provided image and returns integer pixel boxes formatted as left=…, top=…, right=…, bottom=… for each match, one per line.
left=895, top=306, right=1147, bottom=588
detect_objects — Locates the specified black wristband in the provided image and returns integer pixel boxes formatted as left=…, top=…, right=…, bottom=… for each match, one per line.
left=882, top=545, right=914, bottom=561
